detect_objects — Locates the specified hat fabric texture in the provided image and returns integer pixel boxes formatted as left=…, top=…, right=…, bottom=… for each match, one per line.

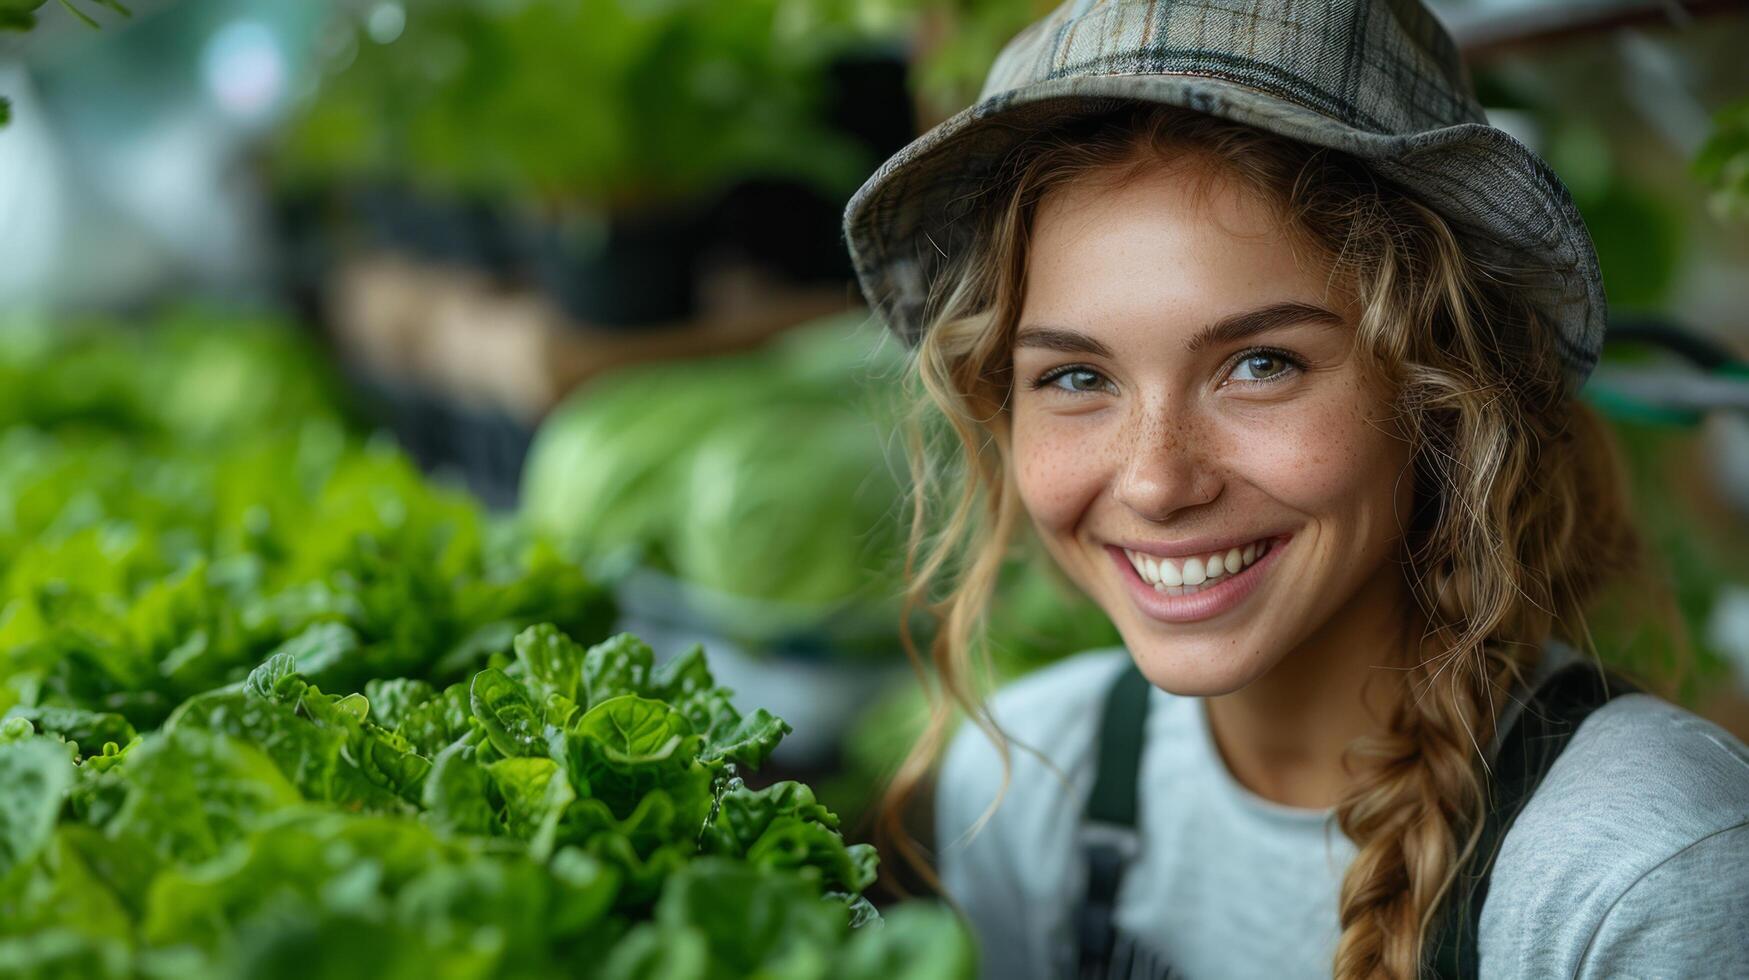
left=842, top=0, right=1606, bottom=392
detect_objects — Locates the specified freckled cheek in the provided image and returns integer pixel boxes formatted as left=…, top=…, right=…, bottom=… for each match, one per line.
left=1237, top=401, right=1405, bottom=516
left=1010, top=415, right=1113, bottom=531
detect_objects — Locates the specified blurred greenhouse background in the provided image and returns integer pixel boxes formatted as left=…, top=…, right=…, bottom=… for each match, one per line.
left=0, top=0, right=1747, bottom=970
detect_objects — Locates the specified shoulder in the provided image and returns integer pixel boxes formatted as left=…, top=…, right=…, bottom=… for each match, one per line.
left=934, top=647, right=1134, bottom=980
left=962, top=646, right=1134, bottom=747
left=939, top=646, right=1132, bottom=827
left=1514, top=692, right=1749, bottom=846
left=1481, top=692, right=1749, bottom=978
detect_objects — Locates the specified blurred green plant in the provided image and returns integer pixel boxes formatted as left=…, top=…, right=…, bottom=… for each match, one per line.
left=0, top=0, right=130, bottom=126
left=281, top=0, right=882, bottom=211
left=1693, top=95, right=1749, bottom=223
left=0, top=311, right=621, bottom=726
left=0, top=306, right=352, bottom=446
left=1545, top=119, right=1686, bottom=312
left=780, top=0, right=1058, bottom=125
left=0, top=0, right=127, bottom=32
left=1580, top=407, right=1749, bottom=707
left=897, top=0, right=1059, bottom=123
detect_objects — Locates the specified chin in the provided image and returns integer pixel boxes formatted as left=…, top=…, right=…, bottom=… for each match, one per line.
left=1115, top=623, right=1281, bottom=697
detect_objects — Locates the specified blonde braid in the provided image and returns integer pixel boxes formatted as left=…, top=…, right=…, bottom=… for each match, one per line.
left=1328, top=189, right=1652, bottom=976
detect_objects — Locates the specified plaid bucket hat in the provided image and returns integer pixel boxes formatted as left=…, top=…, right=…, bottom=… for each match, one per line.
left=842, top=0, right=1607, bottom=391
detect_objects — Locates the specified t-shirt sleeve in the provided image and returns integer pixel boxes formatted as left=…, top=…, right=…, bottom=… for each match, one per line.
left=1575, top=820, right=1749, bottom=980
left=1481, top=694, right=1749, bottom=978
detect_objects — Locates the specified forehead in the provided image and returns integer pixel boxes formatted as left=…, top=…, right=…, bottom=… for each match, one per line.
left=1020, top=162, right=1338, bottom=341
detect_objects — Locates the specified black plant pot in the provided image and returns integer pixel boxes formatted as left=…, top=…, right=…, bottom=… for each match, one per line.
left=406, top=196, right=519, bottom=277
left=267, top=183, right=339, bottom=326
left=525, top=202, right=707, bottom=330
left=707, top=179, right=852, bottom=284
left=703, top=51, right=914, bottom=287
left=346, top=181, right=425, bottom=256
left=341, top=182, right=521, bottom=278
left=824, top=50, right=916, bottom=165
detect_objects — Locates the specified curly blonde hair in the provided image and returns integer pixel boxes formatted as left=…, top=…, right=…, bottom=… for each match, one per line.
left=878, top=101, right=1689, bottom=979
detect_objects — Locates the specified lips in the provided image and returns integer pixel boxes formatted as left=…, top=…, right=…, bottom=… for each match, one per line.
left=1122, top=537, right=1274, bottom=589
left=1106, top=534, right=1290, bottom=624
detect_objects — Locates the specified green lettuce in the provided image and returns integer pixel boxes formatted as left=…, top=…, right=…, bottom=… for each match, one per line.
left=0, top=317, right=972, bottom=975
left=0, top=625, right=973, bottom=977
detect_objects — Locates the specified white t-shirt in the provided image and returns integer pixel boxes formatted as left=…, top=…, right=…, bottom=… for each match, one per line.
left=936, top=640, right=1749, bottom=979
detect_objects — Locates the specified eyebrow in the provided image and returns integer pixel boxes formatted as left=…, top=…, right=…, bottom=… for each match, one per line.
left=1014, top=300, right=1346, bottom=357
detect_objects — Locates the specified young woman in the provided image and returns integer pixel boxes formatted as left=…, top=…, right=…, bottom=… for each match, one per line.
left=842, top=2, right=1749, bottom=978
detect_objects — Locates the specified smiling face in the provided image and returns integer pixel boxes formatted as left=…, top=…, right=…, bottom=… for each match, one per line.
left=1008, top=156, right=1418, bottom=697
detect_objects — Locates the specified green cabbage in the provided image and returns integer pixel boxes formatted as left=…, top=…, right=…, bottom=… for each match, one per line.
left=521, top=314, right=909, bottom=620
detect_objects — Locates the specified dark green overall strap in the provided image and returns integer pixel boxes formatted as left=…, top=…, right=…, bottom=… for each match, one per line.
left=1075, top=661, right=1153, bottom=977
left=1424, top=660, right=1644, bottom=979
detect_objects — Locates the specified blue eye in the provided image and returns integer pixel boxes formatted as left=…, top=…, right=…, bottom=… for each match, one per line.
left=1227, top=348, right=1302, bottom=384
left=1037, top=367, right=1110, bottom=394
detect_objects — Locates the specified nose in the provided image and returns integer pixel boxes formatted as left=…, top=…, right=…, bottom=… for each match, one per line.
left=1111, top=401, right=1222, bottom=522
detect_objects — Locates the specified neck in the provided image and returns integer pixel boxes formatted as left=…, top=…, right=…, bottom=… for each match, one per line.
left=1202, top=567, right=1421, bottom=810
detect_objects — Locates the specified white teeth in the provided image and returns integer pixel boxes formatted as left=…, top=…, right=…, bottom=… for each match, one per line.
left=1124, top=538, right=1273, bottom=590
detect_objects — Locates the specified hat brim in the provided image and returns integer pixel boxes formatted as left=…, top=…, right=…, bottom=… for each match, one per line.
left=842, top=73, right=1603, bottom=388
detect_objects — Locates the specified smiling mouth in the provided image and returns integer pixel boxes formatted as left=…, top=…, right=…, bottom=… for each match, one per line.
left=1121, top=537, right=1276, bottom=594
